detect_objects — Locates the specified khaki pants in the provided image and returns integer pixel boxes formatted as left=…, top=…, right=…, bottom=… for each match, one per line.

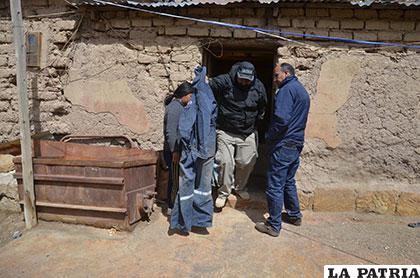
left=216, top=130, right=258, bottom=198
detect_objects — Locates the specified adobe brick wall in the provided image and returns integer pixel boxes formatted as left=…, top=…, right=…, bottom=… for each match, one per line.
left=0, top=1, right=419, bottom=213
left=97, top=4, right=420, bottom=42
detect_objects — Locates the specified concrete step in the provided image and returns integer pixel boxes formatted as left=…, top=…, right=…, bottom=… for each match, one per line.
left=221, top=185, right=420, bottom=216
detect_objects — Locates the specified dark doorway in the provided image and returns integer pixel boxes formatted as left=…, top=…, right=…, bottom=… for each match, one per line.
left=203, top=44, right=277, bottom=191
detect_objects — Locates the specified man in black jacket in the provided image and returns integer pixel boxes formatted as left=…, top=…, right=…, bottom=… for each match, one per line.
left=209, top=61, right=267, bottom=208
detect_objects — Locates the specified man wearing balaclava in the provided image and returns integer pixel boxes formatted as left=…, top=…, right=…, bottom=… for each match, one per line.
left=209, top=61, right=267, bottom=209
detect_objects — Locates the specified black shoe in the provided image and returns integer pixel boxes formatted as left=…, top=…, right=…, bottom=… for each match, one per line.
left=191, top=226, right=210, bottom=235
left=255, top=222, right=280, bottom=237
left=281, top=212, right=302, bottom=226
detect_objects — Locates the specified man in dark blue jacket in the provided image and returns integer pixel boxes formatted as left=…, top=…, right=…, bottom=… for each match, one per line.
left=255, top=63, right=310, bottom=237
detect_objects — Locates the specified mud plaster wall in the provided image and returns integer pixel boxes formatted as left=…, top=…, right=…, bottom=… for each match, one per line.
left=0, top=1, right=419, bottom=194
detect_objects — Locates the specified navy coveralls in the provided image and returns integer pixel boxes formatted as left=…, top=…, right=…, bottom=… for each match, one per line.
left=265, top=75, right=310, bottom=233
left=170, top=66, right=217, bottom=232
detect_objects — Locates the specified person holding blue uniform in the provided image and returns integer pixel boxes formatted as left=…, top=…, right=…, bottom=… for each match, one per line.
left=163, top=82, right=195, bottom=216
left=170, top=66, right=217, bottom=234
left=255, top=63, right=310, bottom=237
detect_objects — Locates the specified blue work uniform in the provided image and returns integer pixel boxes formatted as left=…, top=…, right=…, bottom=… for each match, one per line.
left=170, top=66, right=217, bottom=232
left=265, top=75, right=310, bottom=233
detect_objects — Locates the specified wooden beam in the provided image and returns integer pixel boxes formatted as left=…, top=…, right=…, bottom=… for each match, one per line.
left=9, top=0, right=37, bottom=228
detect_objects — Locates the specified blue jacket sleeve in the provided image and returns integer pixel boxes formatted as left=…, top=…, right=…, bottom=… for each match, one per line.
left=266, top=88, right=294, bottom=143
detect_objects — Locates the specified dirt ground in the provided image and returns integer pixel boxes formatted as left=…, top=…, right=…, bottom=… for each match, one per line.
left=0, top=205, right=419, bottom=278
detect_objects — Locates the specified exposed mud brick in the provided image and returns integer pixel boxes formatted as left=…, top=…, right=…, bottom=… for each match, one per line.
left=0, top=20, right=11, bottom=32
left=53, top=20, right=77, bottom=31
left=174, top=19, right=195, bottom=26
left=153, top=17, right=174, bottom=26
left=291, top=46, right=319, bottom=58
left=280, top=8, right=304, bottom=17
left=35, top=91, right=59, bottom=101
left=365, top=20, right=390, bottom=30
left=129, top=11, right=153, bottom=18
left=340, top=19, right=364, bottom=29
left=277, top=17, right=291, bottom=27
left=23, top=0, right=48, bottom=7
left=210, top=28, right=232, bottom=38
left=0, top=69, right=13, bottom=79
left=187, top=27, right=209, bottom=37
left=256, top=8, right=267, bottom=17
left=0, top=155, right=14, bottom=173
left=0, top=101, right=9, bottom=112
left=0, top=123, right=13, bottom=135
left=138, top=54, right=159, bottom=64
left=292, top=18, right=315, bottom=28
left=329, top=30, right=353, bottom=39
left=298, top=191, right=313, bottom=210
left=403, top=32, right=420, bottom=42
left=273, top=7, right=279, bottom=17
left=317, top=19, right=339, bottom=29
left=313, top=188, right=356, bottom=212
left=404, top=10, right=420, bottom=19
left=115, top=11, right=128, bottom=19
left=330, top=8, right=354, bottom=18
left=171, top=72, right=189, bottom=82
left=165, top=27, right=187, bottom=36
left=397, top=192, right=420, bottom=216
left=39, top=100, right=70, bottom=114
left=0, top=33, right=12, bottom=43
left=149, top=64, right=169, bottom=77
left=0, top=56, right=7, bottom=67
left=243, top=18, right=266, bottom=27
left=144, top=45, right=159, bottom=53
left=353, top=31, right=378, bottom=41
left=221, top=18, right=243, bottom=25
left=129, top=29, right=157, bottom=40
left=378, top=31, right=402, bottom=41
left=110, top=19, right=130, bottom=29
left=354, top=9, right=378, bottom=19
left=0, top=45, right=12, bottom=55
left=233, top=29, right=256, bottom=39
left=187, top=7, right=210, bottom=16
left=379, top=9, right=403, bottom=19
left=101, top=11, right=116, bottom=19
left=156, top=42, right=171, bottom=53
left=280, top=28, right=304, bottom=39
left=171, top=53, right=194, bottom=62
left=356, top=191, right=398, bottom=214
left=305, top=8, right=329, bottom=17
left=0, top=88, right=14, bottom=101
left=131, top=18, right=152, bottom=27
left=233, top=8, right=255, bottom=17
left=305, top=28, right=329, bottom=37
left=210, top=7, right=232, bottom=17
left=390, top=21, right=415, bottom=31
left=94, top=21, right=108, bottom=32
left=52, top=31, right=70, bottom=43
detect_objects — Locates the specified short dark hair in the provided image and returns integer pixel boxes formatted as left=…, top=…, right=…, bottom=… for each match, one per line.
left=164, top=82, right=195, bottom=106
left=174, top=82, right=195, bottom=98
left=280, top=63, right=295, bottom=76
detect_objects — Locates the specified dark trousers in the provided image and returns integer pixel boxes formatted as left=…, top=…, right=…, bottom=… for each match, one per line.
left=266, top=142, right=303, bottom=232
left=164, top=149, right=174, bottom=209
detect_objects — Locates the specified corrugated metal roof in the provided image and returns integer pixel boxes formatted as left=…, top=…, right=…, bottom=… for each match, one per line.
left=73, top=0, right=420, bottom=7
